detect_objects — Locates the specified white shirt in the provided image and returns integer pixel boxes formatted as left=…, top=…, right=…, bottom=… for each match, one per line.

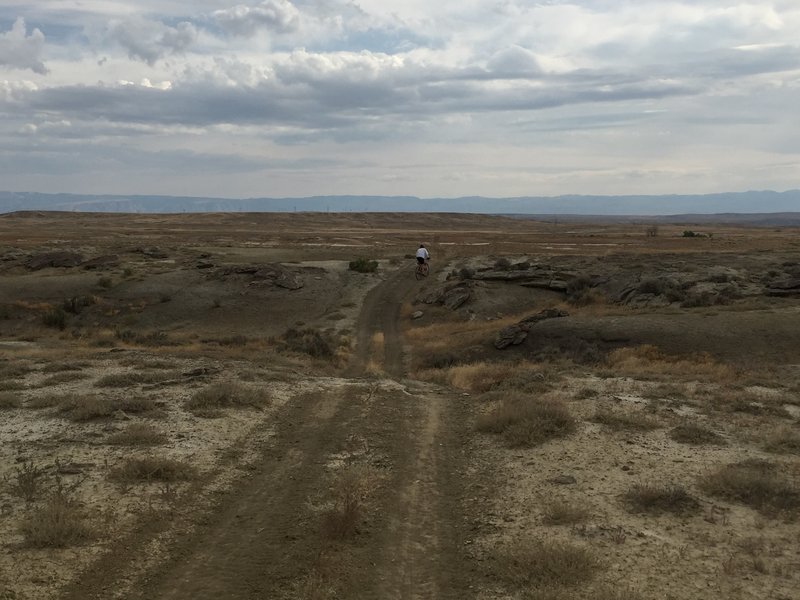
left=416, top=247, right=429, bottom=259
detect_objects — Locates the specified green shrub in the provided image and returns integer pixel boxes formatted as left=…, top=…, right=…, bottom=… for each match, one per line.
left=348, top=258, right=378, bottom=273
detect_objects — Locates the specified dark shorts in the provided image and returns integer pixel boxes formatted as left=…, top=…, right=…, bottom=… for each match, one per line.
left=416, top=256, right=425, bottom=264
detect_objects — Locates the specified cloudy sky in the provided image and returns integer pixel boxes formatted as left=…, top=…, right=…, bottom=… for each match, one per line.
left=1, top=1, right=799, bottom=198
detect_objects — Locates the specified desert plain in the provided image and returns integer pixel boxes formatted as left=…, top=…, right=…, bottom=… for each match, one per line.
left=1, top=211, right=799, bottom=600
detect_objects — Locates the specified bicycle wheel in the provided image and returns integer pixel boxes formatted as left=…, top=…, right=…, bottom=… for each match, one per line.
left=415, top=263, right=428, bottom=280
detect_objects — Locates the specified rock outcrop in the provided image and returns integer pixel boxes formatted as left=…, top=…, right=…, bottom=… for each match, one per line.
left=417, top=282, right=472, bottom=310
left=765, top=279, right=800, bottom=296
left=214, top=264, right=304, bottom=290
left=81, top=255, right=119, bottom=269
left=25, top=251, right=84, bottom=270
left=495, top=308, right=568, bottom=349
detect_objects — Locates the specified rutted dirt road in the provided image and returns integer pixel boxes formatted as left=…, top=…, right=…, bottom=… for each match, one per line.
left=60, top=265, right=481, bottom=600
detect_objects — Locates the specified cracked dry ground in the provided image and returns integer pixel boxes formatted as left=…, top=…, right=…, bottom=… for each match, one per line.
left=59, top=268, right=484, bottom=600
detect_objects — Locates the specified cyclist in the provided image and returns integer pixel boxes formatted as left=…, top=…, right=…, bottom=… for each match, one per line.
left=415, top=244, right=430, bottom=266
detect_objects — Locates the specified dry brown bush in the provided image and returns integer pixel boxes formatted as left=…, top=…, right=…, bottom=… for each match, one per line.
left=701, top=459, right=800, bottom=515
left=41, top=361, right=86, bottom=373
left=762, top=427, right=800, bottom=455
left=606, top=345, right=736, bottom=382
left=542, top=500, right=590, bottom=526
left=107, top=423, right=167, bottom=446
left=706, top=388, right=790, bottom=417
left=497, top=538, right=601, bottom=587
left=9, top=462, right=47, bottom=502
left=420, top=361, right=548, bottom=393
left=20, top=488, right=94, bottom=548
left=40, top=372, right=89, bottom=386
left=27, top=394, right=62, bottom=409
left=623, top=483, right=701, bottom=515
left=95, top=371, right=174, bottom=388
left=321, top=464, right=380, bottom=541
left=0, top=391, right=21, bottom=409
left=109, top=456, right=195, bottom=483
left=669, top=423, right=726, bottom=445
left=591, top=408, right=660, bottom=432
left=184, top=382, right=269, bottom=414
left=476, top=394, right=576, bottom=448
left=0, top=379, right=26, bottom=391
left=58, top=395, right=115, bottom=421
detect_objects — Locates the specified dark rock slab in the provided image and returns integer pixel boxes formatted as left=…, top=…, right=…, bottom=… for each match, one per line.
left=25, top=251, right=84, bottom=270
left=494, top=308, right=569, bottom=349
left=82, top=254, right=119, bottom=269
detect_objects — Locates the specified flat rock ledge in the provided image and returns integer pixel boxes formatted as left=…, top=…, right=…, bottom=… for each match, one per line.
left=494, top=308, right=569, bottom=349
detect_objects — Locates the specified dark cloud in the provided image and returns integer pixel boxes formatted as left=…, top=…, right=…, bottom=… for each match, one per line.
left=107, top=18, right=198, bottom=65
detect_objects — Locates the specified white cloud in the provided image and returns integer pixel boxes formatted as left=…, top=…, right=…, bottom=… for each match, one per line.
left=0, top=18, right=48, bottom=74
left=212, top=1, right=301, bottom=36
left=2, top=0, right=800, bottom=196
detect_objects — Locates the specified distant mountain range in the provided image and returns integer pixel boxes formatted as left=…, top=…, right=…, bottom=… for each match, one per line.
left=1, top=190, right=799, bottom=223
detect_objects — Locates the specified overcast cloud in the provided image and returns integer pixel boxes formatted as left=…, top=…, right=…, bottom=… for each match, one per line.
left=1, top=1, right=799, bottom=198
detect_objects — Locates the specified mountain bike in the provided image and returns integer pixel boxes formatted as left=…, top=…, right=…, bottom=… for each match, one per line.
left=414, top=261, right=429, bottom=280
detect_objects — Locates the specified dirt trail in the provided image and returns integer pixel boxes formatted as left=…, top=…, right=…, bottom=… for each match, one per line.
left=347, top=264, right=418, bottom=378
left=60, top=264, right=478, bottom=600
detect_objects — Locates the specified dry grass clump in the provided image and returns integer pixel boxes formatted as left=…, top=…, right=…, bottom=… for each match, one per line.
left=184, top=382, right=269, bottom=414
left=107, top=423, right=167, bottom=446
left=542, top=500, right=590, bottom=526
left=590, top=408, right=660, bottom=432
left=95, top=371, right=174, bottom=388
left=476, top=394, right=576, bottom=448
left=27, top=394, right=62, bottom=409
left=279, top=327, right=337, bottom=359
left=9, top=462, right=47, bottom=502
left=669, top=423, right=726, bottom=446
left=606, top=345, right=736, bottom=382
left=0, top=379, right=26, bottom=391
left=623, top=483, right=701, bottom=515
left=109, top=456, right=196, bottom=483
left=321, top=465, right=380, bottom=541
left=420, top=361, right=548, bottom=394
left=497, top=538, right=601, bottom=588
left=761, top=426, right=800, bottom=455
left=41, top=372, right=89, bottom=386
left=0, top=362, right=33, bottom=378
left=57, top=395, right=115, bottom=421
left=0, top=391, right=22, bottom=409
left=20, top=488, right=94, bottom=548
left=706, top=388, right=789, bottom=417
left=57, top=394, right=157, bottom=421
left=41, top=361, right=87, bottom=373
left=701, top=459, right=800, bottom=515
left=408, top=315, right=524, bottom=370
